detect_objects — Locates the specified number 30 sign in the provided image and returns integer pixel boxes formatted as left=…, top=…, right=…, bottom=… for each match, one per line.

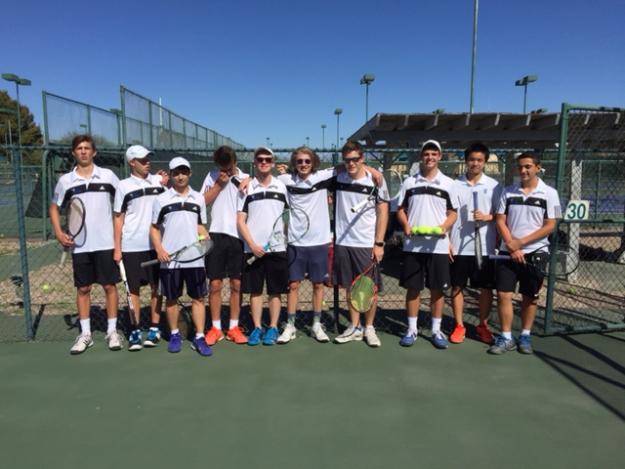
left=564, top=200, right=590, bottom=221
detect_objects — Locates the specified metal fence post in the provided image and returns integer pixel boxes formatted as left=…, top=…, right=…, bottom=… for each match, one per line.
left=11, top=147, right=34, bottom=339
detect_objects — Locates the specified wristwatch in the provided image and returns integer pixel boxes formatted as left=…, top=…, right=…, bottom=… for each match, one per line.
left=374, top=241, right=385, bottom=247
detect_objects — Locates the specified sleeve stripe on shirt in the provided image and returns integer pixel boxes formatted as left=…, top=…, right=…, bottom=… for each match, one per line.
left=121, top=187, right=165, bottom=213
left=156, top=202, right=202, bottom=225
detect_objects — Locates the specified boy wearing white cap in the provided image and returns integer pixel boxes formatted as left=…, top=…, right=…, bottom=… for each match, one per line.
left=150, top=157, right=212, bottom=356
left=114, top=145, right=169, bottom=350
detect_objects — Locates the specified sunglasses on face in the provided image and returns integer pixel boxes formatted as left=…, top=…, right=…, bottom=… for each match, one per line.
left=296, top=159, right=311, bottom=165
left=255, top=157, right=273, bottom=164
left=343, top=156, right=362, bottom=164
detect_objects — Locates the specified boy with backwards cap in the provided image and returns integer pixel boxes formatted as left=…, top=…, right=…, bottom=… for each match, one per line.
left=114, top=145, right=169, bottom=351
left=150, top=157, right=212, bottom=356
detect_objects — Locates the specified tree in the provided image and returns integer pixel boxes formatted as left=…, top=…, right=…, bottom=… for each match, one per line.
left=0, top=89, right=43, bottom=163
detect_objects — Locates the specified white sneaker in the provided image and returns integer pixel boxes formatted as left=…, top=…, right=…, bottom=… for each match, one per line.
left=106, top=330, right=123, bottom=351
left=70, top=334, right=93, bottom=355
left=311, top=323, right=330, bottom=343
left=334, top=325, right=363, bottom=344
left=364, top=326, right=381, bottom=347
left=277, top=323, right=297, bottom=344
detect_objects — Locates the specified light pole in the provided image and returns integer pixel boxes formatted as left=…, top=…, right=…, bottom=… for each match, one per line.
left=359, top=74, right=375, bottom=122
left=321, top=124, right=326, bottom=149
left=469, top=0, right=479, bottom=114
left=266, top=137, right=271, bottom=148
left=515, top=75, right=538, bottom=114
left=334, top=108, right=342, bottom=151
left=305, top=136, right=310, bottom=147
left=2, top=73, right=32, bottom=146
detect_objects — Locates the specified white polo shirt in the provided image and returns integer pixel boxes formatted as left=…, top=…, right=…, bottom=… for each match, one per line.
left=278, top=168, right=334, bottom=246
left=237, top=176, right=288, bottom=253
left=52, top=164, right=119, bottom=254
left=496, top=179, right=561, bottom=254
left=398, top=169, right=459, bottom=254
left=151, top=187, right=207, bottom=269
left=450, top=173, right=501, bottom=256
left=200, top=168, right=248, bottom=238
left=335, top=171, right=390, bottom=248
left=114, top=174, right=166, bottom=252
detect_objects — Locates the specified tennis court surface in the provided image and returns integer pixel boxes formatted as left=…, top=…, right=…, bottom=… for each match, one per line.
left=1, top=330, right=623, bottom=469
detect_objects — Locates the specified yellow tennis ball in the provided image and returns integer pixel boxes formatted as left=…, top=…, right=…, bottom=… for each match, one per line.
left=198, top=235, right=206, bottom=241
left=420, top=226, right=434, bottom=235
left=411, top=225, right=419, bottom=235
left=41, top=283, right=51, bottom=292
left=431, top=226, right=443, bottom=235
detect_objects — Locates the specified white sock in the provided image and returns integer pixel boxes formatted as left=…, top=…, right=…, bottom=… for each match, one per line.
left=107, top=318, right=117, bottom=333
left=195, top=332, right=204, bottom=339
left=521, top=329, right=531, bottom=336
left=407, top=316, right=418, bottom=333
left=229, top=319, right=239, bottom=329
left=431, top=317, right=442, bottom=334
left=80, top=319, right=91, bottom=336
left=171, top=328, right=180, bottom=335
left=502, top=331, right=512, bottom=340
left=212, top=320, right=221, bottom=330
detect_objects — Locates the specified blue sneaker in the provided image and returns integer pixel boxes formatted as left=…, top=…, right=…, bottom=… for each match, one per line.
left=191, top=336, right=213, bottom=357
left=168, top=332, right=182, bottom=353
left=263, top=327, right=279, bottom=346
left=487, top=335, right=517, bottom=355
left=517, top=334, right=533, bottom=354
left=128, top=330, right=142, bottom=351
left=399, top=331, right=417, bottom=347
left=144, top=328, right=161, bottom=347
left=431, top=331, right=449, bottom=349
left=248, top=327, right=263, bottom=346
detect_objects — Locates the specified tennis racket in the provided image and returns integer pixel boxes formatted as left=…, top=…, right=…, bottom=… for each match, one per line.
left=384, top=168, right=403, bottom=201
left=473, top=191, right=483, bottom=270
left=491, top=246, right=580, bottom=278
left=350, top=262, right=378, bottom=313
left=247, top=207, right=310, bottom=265
left=141, top=236, right=214, bottom=267
left=59, top=196, right=86, bottom=266
left=118, top=259, right=138, bottom=328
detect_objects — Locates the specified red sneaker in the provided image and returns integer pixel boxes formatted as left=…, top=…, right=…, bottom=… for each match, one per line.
left=226, top=326, right=248, bottom=344
left=476, top=324, right=494, bottom=345
left=205, top=327, right=224, bottom=346
left=449, top=324, right=466, bottom=344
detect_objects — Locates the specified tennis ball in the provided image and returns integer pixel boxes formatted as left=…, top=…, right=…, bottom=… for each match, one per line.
left=411, top=225, right=419, bottom=235
left=431, top=226, right=444, bottom=235
left=198, top=235, right=206, bottom=241
left=41, top=283, right=51, bottom=292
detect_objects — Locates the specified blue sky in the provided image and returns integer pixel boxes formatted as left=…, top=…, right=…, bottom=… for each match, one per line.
left=3, top=0, right=625, bottom=148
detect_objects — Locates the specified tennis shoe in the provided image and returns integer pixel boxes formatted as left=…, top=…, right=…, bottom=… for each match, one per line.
left=106, top=330, right=123, bottom=351
left=364, top=326, right=381, bottom=347
left=277, top=323, right=297, bottom=344
left=205, top=327, right=224, bottom=346
left=144, top=328, right=161, bottom=347
left=517, top=334, right=534, bottom=354
left=263, top=327, right=279, bottom=345
left=487, top=335, right=517, bottom=355
left=475, top=324, right=494, bottom=345
left=311, top=323, right=330, bottom=343
left=399, top=330, right=418, bottom=347
left=70, top=334, right=93, bottom=355
left=431, top=331, right=449, bottom=349
left=191, top=337, right=213, bottom=357
left=168, top=332, right=182, bottom=353
left=248, top=327, right=263, bottom=346
left=449, top=324, right=466, bottom=344
left=334, top=325, right=363, bottom=344
left=128, top=330, right=142, bottom=351
left=226, top=326, right=248, bottom=344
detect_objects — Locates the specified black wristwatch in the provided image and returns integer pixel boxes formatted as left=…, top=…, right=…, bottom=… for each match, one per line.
left=374, top=241, right=385, bottom=247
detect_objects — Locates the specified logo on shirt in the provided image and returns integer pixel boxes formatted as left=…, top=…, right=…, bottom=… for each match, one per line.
left=151, top=188, right=159, bottom=194
left=436, top=191, right=442, bottom=197
left=534, top=200, right=541, bottom=205
left=99, top=185, right=106, bottom=191
left=361, top=187, right=368, bottom=193
left=273, top=194, right=280, bottom=199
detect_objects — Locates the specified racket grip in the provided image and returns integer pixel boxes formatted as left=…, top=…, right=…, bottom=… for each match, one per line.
left=247, top=255, right=258, bottom=265
left=59, top=248, right=68, bottom=267
left=351, top=199, right=368, bottom=212
left=491, top=254, right=510, bottom=260
left=140, top=259, right=161, bottom=268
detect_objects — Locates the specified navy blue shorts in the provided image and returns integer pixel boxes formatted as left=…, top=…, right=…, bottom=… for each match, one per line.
left=287, top=244, right=330, bottom=283
left=159, top=267, right=207, bottom=300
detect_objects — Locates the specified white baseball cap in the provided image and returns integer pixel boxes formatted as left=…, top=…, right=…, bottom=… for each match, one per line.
left=254, top=146, right=274, bottom=158
left=420, top=139, right=442, bottom=153
left=126, top=145, right=153, bottom=162
left=169, top=157, right=191, bottom=170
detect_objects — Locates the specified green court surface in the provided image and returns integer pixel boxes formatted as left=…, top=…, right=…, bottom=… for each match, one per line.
left=1, top=332, right=623, bottom=469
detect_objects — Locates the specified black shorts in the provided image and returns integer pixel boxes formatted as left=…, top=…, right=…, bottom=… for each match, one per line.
left=122, top=250, right=159, bottom=292
left=495, top=252, right=547, bottom=299
left=205, top=233, right=244, bottom=280
left=242, top=252, right=289, bottom=295
left=450, top=255, right=495, bottom=289
left=400, top=252, right=450, bottom=292
left=333, top=245, right=382, bottom=291
left=288, top=244, right=330, bottom=283
left=72, top=249, right=120, bottom=288
left=159, top=267, right=208, bottom=300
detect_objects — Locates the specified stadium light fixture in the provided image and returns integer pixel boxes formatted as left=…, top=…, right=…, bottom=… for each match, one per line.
left=334, top=108, right=343, bottom=152
left=515, top=75, right=538, bottom=114
left=2, top=73, right=32, bottom=146
left=305, top=136, right=310, bottom=147
left=359, top=74, right=375, bottom=122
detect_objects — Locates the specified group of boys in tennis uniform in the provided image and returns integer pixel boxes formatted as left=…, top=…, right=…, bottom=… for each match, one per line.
left=51, top=134, right=560, bottom=357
